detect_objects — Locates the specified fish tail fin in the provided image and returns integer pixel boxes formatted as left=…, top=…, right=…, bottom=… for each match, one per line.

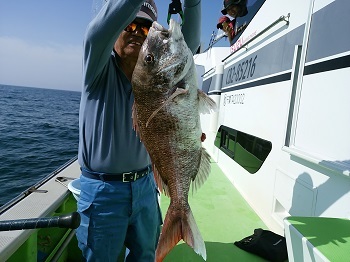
left=182, top=207, right=207, bottom=260
left=156, top=203, right=206, bottom=261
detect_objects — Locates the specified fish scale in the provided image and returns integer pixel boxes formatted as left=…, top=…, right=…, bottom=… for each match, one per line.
left=131, top=19, right=216, bottom=261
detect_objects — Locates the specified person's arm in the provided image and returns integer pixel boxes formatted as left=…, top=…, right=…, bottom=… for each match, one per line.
left=222, top=21, right=235, bottom=43
left=181, top=0, right=201, bottom=54
left=83, top=0, right=145, bottom=91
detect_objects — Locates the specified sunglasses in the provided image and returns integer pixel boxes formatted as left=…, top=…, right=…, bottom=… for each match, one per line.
left=124, top=22, right=150, bottom=36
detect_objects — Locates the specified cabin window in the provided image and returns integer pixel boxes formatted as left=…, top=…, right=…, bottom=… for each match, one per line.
left=215, top=125, right=272, bottom=173
left=229, top=0, right=266, bottom=45
left=201, top=77, right=212, bottom=94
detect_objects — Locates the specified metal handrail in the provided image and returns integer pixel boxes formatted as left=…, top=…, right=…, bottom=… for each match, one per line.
left=201, top=67, right=215, bottom=77
left=201, top=14, right=290, bottom=78
left=222, top=13, right=290, bottom=62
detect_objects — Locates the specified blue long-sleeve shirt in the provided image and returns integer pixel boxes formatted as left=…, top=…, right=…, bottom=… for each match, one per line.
left=78, top=0, right=201, bottom=173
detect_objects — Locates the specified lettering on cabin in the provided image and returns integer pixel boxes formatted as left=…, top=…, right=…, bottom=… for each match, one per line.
left=225, top=55, right=257, bottom=85
left=223, top=93, right=245, bottom=106
left=230, top=31, right=257, bottom=53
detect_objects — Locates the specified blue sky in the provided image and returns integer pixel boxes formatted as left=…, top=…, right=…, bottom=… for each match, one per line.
left=0, top=0, right=226, bottom=91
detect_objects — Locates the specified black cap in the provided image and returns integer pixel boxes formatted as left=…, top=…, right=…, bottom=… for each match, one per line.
left=221, top=0, right=248, bottom=17
left=136, top=0, right=158, bottom=22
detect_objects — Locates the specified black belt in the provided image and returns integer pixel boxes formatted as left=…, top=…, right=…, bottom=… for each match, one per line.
left=81, top=165, right=151, bottom=182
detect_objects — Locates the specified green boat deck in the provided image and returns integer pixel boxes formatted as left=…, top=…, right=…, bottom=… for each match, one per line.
left=160, top=160, right=269, bottom=262
left=285, top=216, right=350, bottom=262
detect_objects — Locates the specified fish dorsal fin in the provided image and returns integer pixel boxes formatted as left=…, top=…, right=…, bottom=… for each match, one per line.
left=191, top=148, right=211, bottom=194
left=197, top=89, right=217, bottom=114
left=153, top=163, right=170, bottom=196
left=146, top=88, right=188, bottom=127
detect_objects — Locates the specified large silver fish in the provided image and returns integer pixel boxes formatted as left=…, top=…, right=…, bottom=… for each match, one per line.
left=131, top=19, right=216, bottom=261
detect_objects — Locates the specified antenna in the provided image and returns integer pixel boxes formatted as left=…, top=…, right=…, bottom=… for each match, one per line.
left=208, top=31, right=216, bottom=49
left=203, top=30, right=228, bottom=52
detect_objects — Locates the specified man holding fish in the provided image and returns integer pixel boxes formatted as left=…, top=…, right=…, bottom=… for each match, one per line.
left=77, top=0, right=204, bottom=261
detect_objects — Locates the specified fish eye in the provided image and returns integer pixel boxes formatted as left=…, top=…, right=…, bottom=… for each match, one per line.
left=144, top=54, right=154, bottom=64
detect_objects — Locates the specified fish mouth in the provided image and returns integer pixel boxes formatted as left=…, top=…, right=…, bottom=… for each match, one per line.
left=150, top=21, right=170, bottom=38
left=150, top=19, right=181, bottom=38
left=151, top=21, right=166, bottom=31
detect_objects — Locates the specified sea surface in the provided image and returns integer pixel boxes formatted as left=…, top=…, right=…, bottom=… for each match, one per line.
left=0, top=84, right=80, bottom=206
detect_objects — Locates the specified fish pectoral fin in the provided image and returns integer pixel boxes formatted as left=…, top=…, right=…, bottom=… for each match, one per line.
left=146, top=88, right=189, bottom=127
left=191, top=148, right=211, bottom=194
left=132, top=102, right=142, bottom=140
left=197, top=89, right=217, bottom=114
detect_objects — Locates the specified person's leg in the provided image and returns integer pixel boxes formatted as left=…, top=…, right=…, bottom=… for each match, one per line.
left=76, top=176, right=132, bottom=262
left=125, top=173, right=162, bottom=262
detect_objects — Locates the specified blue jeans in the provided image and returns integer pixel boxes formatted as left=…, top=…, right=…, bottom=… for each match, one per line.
left=76, top=172, right=162, bottom=262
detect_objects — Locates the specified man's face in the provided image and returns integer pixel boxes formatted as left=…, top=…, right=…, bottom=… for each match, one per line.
left=226, top=5, right=241, bottom=18
left=114, top=18, right=152, bottom=61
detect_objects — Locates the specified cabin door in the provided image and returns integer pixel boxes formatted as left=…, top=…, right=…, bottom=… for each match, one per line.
left=287, top=0, right=350, bottom=174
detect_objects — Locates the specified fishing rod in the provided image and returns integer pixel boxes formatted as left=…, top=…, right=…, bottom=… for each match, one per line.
left=0, top=212, right=80, bottom=231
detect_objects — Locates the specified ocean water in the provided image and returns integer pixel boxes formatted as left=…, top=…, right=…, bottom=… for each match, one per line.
left=0, top=84, right=80, bottom=206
